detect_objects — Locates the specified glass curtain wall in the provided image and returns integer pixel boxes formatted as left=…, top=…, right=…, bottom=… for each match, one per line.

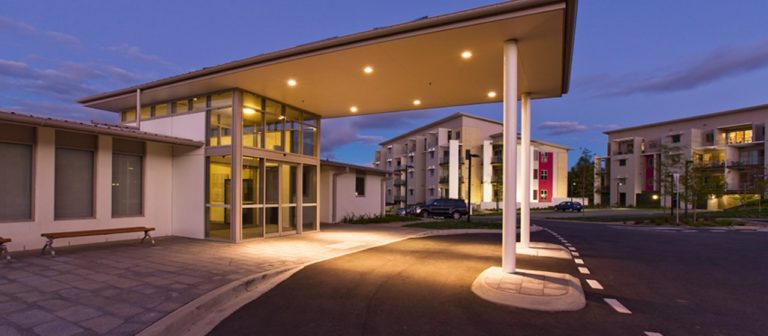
left=302, top=164, right=318, bottom=231
left=206, top=155, right=232, bottom=239
left=242, top=157, right=263, bottom=239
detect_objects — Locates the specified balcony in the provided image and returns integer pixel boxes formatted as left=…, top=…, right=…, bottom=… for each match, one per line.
left=694, top=161, right=725, bottom=170
left=394, top=165, right=407, bottom=172
left=393, top=178, right=405, bottom=186
left=393, top=195, right=405, bottom=202
left=438, top=176, right=464, bottom=184
left=491, top=155, right=503, bottom=165
left=439, top=157, right=464, bottom=165
left=728, top=158, right=765, bottom=168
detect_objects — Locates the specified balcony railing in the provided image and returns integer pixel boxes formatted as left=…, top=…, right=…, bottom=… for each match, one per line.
left=439, top=157, right=464, bottom=165
left=491, top=155, right=503, bottom=164
left=729, top=159, right=765, bottom=167
left=438, top=176, right=464, bottom=184
left=694, top=161, right=725, bottom=169
left=393, top=178, right=405, bottom=186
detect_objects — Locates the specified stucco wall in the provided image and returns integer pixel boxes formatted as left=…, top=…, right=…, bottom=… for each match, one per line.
left=319, top=165, right=384, bottom=223
left=2, top=127, right=175, bottom=252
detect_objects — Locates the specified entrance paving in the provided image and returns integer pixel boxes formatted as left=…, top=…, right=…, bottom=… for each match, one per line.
left=0, top=223, right=428, bottom=336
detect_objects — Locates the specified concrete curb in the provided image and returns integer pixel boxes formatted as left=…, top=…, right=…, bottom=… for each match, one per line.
left=471, top=266, right=586, bottom=311
left=517, top=242, right=573, bottom=260
left=138, top=228, right=554, bottom=335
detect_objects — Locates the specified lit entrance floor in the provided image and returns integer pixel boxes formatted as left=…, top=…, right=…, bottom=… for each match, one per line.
left=0, top=224, right=424, bottom=336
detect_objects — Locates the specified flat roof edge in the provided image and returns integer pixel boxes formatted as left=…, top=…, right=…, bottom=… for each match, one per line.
left=0, top=110, right=204, bottom=147
left=78, top=0, right=570, bottom=106
left=604, top=103, right=768, bottom=135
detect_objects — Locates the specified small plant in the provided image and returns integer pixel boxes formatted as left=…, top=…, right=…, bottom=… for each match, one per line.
left=342, top=213, right=414, bottom=224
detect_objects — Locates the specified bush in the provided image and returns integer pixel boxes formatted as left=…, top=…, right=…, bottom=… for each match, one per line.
left=342, top=213, right=414, bottom=224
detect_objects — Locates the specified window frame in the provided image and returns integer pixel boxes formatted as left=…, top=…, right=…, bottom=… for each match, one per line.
left=111, top=139, right=145, bottom=218
left=0, top=125, right=36, bottom=222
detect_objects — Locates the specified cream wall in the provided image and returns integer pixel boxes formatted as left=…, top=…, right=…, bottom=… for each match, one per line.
left=2, top=127, right=176, bottom=252
left=319, top=165, right=384, bottom=223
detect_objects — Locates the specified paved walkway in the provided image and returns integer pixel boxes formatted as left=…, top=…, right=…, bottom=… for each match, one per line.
left=0, top=224, right=427, bottom=336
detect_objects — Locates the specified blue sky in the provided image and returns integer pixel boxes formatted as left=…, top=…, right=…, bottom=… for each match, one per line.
left=2, top=1, right=768, bottom=167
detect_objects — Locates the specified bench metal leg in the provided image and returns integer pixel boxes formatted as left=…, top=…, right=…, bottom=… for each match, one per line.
left=41, top=239, right=56, bottom=257
left=0, top=245, right=10, bottom=263
left=141, top=231, right=155, bottom=246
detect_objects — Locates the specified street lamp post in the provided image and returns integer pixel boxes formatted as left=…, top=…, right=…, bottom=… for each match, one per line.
left=684, top=160, right=692, bottom=218
left=466, top=150, right=480, bottom=223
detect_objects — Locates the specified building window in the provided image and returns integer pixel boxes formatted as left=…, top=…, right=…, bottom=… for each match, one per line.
left=206, top=156, right=231, bottom=239
left=671, top=134, right=681, bottom=143
left=409, top=189, right=414, bottom=196
left=55, top=131, right=96, bottom=219
left=726, top=129, right=752, bottom=144
left=533, top=169, right=538, bottom=179
left=387, top=189, right=392, bottom=196
left=455, top=131, right=461, bottom=140
left=430, top=170, right=434, bottom=177
left=430, top=151, right=434, bottom=159
left=705, top=131, right=715, bottom=144
left=540, top=169, right=548, bottom=181
left=533, top=150, right=539, bottom=161
left=532, top=189, right=538, bottom=200
left=540, top=189, right=548, bottom=200
left=355, top=174, right=365, bottom=196
left=112, top=139, right=144, bottom=217
left=541, top=153, right=548, bottom=163
left=0, top=123, right=34, bottom=221
left=302, top=164, right=318, bottom=231
left=619, top=159, right=627, bottom=166
left=429, top=188, right=434, bottom=197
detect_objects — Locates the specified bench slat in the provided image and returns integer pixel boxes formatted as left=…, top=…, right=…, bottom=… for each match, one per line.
left=41, top=227, right=155, bottom=239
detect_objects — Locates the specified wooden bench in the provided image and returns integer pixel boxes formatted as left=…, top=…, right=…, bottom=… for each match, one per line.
left=41, top=227, right=155, bottom=256
left=0, top=237, right=11, bottom=262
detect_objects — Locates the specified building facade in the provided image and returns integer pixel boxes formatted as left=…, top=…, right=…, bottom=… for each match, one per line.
left=596, top=104, right=768, bottom=209
left=319, top=160, right=387, bottom=223
left=373, top=113, right=569, bottom=210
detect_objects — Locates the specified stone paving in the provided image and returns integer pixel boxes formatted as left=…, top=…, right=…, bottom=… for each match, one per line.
left=0, top=224, right=426, bottom=336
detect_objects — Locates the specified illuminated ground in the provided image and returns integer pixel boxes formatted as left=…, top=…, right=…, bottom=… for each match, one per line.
left=212, top=222, right=768, bottom=336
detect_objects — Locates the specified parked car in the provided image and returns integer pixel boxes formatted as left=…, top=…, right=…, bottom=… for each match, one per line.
left=405, top=203, right=425, bottom=216
left=554, top=201, right=583, bottom=212
left=418, top=198, right=468, bottom=219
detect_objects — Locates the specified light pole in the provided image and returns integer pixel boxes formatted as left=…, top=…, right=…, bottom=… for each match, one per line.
left=465, top=150, right=480, bottom=223
left=673, top=173, right=680, bottom=224
left=684, top=160, right=692, bottom=218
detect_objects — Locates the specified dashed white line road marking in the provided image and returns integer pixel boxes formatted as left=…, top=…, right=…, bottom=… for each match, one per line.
left=644, top=332, right=663, bottom=336
left=578, top=267, right=590, bottom=274
left=572, top=252, right=580, bottom=257
left=586, top=279, right=604, bottom=290
left=604, top=298, right=632, bottom=314
left=568, top=247, right=577, bottom=251
left=574, top=258, right=584, bottom=264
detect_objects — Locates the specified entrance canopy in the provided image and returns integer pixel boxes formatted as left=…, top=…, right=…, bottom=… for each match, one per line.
left=79, top=0, right=577, bottom=117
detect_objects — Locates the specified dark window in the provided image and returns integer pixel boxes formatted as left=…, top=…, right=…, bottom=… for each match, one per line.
left=409, top=189, right=414, bottom=196
left=619, top=159, right=627, bottom=166
left=0, top=123, right=34, bottom=221
left=355, top=174, right=365, bottom=196
left=533, top=169, right=539, bottom=179
left=540, top=169, right=549, bottom=181
left=705, top=131, right=715, bottom=143
left=671, top=134, right=681, bottom=143
left=455, top=131, right=461, bottom=140
left=55, top=131, right=96, bottom=219
left=533, top=190, right=538, bottom=200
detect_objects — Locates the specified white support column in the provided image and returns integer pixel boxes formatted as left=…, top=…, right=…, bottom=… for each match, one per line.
left=482, top=140, right=493, bottom=202
left=502, top=40, right=518, bottom=273
left=520, top=93, right=531, bottom=248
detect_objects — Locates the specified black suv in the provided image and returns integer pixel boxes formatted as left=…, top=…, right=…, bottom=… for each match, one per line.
left=417, top=198, right=468, bottom=219
left=554, top=201, right=583, bottom=212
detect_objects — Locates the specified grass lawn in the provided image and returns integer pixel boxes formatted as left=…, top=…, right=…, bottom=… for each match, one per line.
left=344, top=215, right=415, bottom=225
left=404, top=220, right=502, bottom=230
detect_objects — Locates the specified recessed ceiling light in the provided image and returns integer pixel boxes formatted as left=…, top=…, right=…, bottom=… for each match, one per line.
left=487, top=91, right=497, bottom=98
left=350, top=106, right=358, bottom=113
left=287, top=79, right=297, bottom=87
left=363, top=66, right=374, bottom=74
left=413, top=99, right=421, bottom=106
left=243, top=107, right=256, bottom=115
left=461, top=50, right=473, bottom=59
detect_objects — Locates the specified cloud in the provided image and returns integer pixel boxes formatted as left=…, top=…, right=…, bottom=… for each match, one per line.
left=538, top=121, right=621, bottom=135
left=2, top=98, right=114, bottom=123
left=0, top=58, right=145, bottom=102
left=538, top=121, right=589, bottom=135
left=0, top=16, right=80, bottom=46
left=320, top=109, right=447, bottom=159
left=577, top=38, right=768, bottom=96
left=107, top=44, right=172, bottom=66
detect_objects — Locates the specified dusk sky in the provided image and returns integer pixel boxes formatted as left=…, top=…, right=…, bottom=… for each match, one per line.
left=2, top=1, right=767, bottom=167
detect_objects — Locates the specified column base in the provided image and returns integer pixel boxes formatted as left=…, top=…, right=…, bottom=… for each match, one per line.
left=471, top=266, right=585, bottom=311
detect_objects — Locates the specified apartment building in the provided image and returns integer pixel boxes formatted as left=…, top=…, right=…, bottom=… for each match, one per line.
left=596, top=104, right=768, bottom=209
left=373, top=113, right=569, bottom=210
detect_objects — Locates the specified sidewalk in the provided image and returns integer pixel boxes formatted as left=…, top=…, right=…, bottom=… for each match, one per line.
left=0, top=224, right=427, bottom=336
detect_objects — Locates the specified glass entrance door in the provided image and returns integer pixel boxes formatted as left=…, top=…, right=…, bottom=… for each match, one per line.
left=261, top=160, right=298, bottom=236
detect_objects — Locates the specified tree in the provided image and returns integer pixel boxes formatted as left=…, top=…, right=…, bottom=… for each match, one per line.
left=688, top=167, right=727, bottom=222
left=567, top=148, right=595, bottom=205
